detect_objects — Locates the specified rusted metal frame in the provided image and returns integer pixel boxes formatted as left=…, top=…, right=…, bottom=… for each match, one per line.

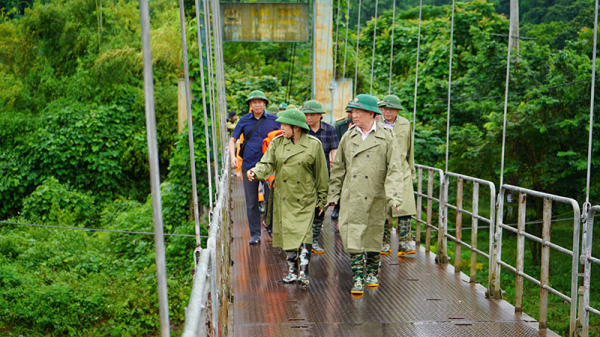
left=414, top=164, right=445, bottom=259
left=515, top=192, right=526, bottom=313
left=580, top=205, right=600, bottom=336
left=445, top=204, right=492, bottom=224
left=492, top=184, right=581, bottom=335
left=182, top=167, right=229, bottom=337
left=444, top=172, right=496, bottom=286
left=415, top=168, right=423, bottom=246
left=453, top=178, right=464, bottom=273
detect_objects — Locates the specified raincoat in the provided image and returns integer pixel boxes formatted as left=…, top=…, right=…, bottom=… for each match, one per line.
left=251, top=133, right=329, bottom=250
left=388, top=116, right=417, bottom=217
left=328, top=124, right=404, bottom=253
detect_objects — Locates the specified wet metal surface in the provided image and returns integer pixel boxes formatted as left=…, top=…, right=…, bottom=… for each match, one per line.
left=230, top=178, right=554, bottom=336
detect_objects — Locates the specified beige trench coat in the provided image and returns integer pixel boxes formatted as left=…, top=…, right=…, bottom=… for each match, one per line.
left=327, top=124, right=404, bottom=253
left=387, top=116, right=417, bottom=217
left=251, top=133, right=329, bottom=250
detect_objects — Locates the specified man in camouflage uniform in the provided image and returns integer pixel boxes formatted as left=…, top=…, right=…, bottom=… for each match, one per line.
left=379, top=95, right=417, bottom=256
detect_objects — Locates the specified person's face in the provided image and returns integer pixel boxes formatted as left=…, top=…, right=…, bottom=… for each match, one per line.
left=250, top=99, right=266, bottom=114
left=381, top=107, right=399, bottom=124
left=304, top=113, right=321, bottom=128
left=351, top=108, right=375, bottom=130
left=281, top=123, right=293, bottom=138
left=231, top=115, right=238, bottom=122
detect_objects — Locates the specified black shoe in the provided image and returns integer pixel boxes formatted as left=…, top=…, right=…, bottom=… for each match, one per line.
left=331, top=206, right=339, bottom=220
left=262, top=221, right=273, bottom=238
left=249, top=235, right=261, bottom=245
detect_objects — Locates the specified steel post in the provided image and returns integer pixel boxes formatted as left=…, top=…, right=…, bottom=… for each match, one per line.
left=426, top=170, right=433, bottom=253
left=470, top=182, right=479, bottom=283
left=416, top=168, right=423, bottom=246
left=539, top=198, right=552, bottom=330
left=454, top=178, right=463, bottom=273
left=515, top=192, right=526, bottom=313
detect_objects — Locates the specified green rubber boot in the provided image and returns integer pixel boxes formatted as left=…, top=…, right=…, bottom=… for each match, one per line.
left=311, top=221, right=324, bottom=254
left=398, top=217, right=416, bottom=256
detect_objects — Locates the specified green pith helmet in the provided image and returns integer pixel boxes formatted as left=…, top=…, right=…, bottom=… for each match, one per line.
left=286, top=104, right=298, bottom=110
left=245, top=90, right=270, bottom=105
left=267, top=104, right=279, bottom=114
left=378, top=94, right=404, bottom=110
left=300, top=100, right=326, bottom=114
left=345, top=101, right=353, bottom=113
left=348, top=94, right=381, bottom=115
left=278, top=102, right=288, bottom=110
left=275, top=109, right=309, bottom=131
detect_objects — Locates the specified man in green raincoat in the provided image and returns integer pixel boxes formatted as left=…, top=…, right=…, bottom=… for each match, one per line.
left=247, top=109, right=329, bottom=289
left=326, top=94, right=404, bottom=297
left=330, top=102, right=354, bottom=221
left=379, top=95, right=418, bottom=256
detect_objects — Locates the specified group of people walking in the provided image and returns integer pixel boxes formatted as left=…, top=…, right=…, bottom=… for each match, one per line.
left=229, top=89, right=417, bottom=297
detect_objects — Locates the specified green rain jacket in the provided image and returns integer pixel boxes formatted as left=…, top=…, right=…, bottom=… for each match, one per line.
left=387, top=116, right=417, bottom=217
left=250, top=133, right=329, bottom=250
left=327, top=124, right=404, bottom=253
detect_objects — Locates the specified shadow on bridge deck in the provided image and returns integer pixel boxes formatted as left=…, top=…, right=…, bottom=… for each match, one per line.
left=229, top=178, right=556, bottom=337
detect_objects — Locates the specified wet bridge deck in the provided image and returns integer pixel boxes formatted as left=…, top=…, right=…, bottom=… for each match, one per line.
left=229, top=179, right=555, bottom=336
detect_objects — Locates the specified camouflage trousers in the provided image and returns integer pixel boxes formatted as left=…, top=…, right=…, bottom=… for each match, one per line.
left=383, top=216, right=413, bottom=252
left=349, top=252, right=381, bottom=281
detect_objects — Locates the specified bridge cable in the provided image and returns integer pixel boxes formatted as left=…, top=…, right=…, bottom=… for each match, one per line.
left=206, top=0, right=221, bottom=184
left=332, top=0, right=341, bottom=82
left=412, top=0, right=423, bottom=148
left=141, top=0, right=171, bottom=334
left=354, top=0, right=362, bottom=98
left=194, top=0, right=214, bottom=227
left=445, top=0, right=456, bottom=173
left=583, top=0, right=598, bottom=218
left=388, top=0, right=397, bottom=95
left=499, top=4, right=515, bottom=190
left=340, top=1, right=351, bottom=110
left=0, top=221, right=204, bottom=238
left=178, top=0, right=203, bottom=246
left=369, top=0, right=379, bottom=95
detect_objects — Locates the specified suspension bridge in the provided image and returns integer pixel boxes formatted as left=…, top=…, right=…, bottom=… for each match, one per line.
left=138, top=0, right=599, bottom=336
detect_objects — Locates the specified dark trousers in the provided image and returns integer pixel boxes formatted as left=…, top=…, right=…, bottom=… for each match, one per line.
left=242, top=168, right=270, bottom=238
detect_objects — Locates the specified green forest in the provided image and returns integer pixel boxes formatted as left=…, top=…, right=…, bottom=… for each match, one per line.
left=1, top=0, right=599, bottom=335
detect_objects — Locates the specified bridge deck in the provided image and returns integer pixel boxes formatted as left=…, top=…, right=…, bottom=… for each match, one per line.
left=230, top=178, right=555, bottom=336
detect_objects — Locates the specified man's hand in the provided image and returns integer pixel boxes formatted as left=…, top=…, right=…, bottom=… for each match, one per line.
left=246, top=170, right=256, bottom=181
left=316, top=205, right=324, bottom=216
left=324, top=202, right=337, bottom=209
left=392, top=204, right=400, bottom=211
left=231, top=157, right=239, bottom=169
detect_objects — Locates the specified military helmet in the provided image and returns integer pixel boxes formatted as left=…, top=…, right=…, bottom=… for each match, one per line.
left=286, top=104, right=298, bottom=110
left=300, top=100, right=326, bottom=114
left=348, top=94, right=381, bottom=115
left=378, top=94, right=404, bottom=110
left=267, top=104, right=279, bottom=114
left=246, top=90, right=270, bottom=105
left=278, top=102, right=288, bottom=110
left=275, top=109, right=309, bottom=131
left=345, top=101, right=353, bottom=113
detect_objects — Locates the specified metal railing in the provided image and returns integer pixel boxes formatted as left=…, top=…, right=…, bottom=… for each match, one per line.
left=182, top=170, right=232, bottom=337
left=491, top=185, right=581, bottom=336
left=413, top=164, right=445, bottom=262
left=442, top=172, right=496, bottom=289
left=578, top=205, right=600, bottom=337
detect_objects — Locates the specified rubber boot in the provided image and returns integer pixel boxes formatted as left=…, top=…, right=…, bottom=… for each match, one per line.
left=381, top=218, right=393, bottom=255
left=350, top=253, right=365, bottom=296
left=298, top=244, right=312, bottom=289
left=283, top=250, right=298, bottom=283
left=398, top=217, right=416, bottom=256
left=311, top=221, right=324, bottom=254
left=365, top=252, right=381, bottom=288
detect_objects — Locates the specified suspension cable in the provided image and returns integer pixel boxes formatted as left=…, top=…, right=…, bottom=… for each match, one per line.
left=203, top=0, right=220, bottom=184
left=207, top=0, right=220, bottom=183
left=340, top=2, right=350, bottom=109
left=369, top=0, right=379, bottom=95
left=333, top=0, right=341, bottom=82
left=584, top=0, right=598, bottom=211
left=140, top=0, right=170, bottom=334
left=178, top=0, right=202, bottom=246
left=194, top=0, right=213, bottom=226
left=412, top=0, right=423, bottom=153
left=354, top=0, right=362, bottom=98
left=388, top=0, right=397, bottom=95
left=445, top=0, right=456, bottom=173
left=499, top=7, right=515, bottom=189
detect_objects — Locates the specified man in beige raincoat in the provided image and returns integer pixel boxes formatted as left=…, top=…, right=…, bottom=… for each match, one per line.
left=379, top=95, right=418, bottom=256
left=326, top=94, right=404, bottom=297
left=248, top=109, right=329, bottom=289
